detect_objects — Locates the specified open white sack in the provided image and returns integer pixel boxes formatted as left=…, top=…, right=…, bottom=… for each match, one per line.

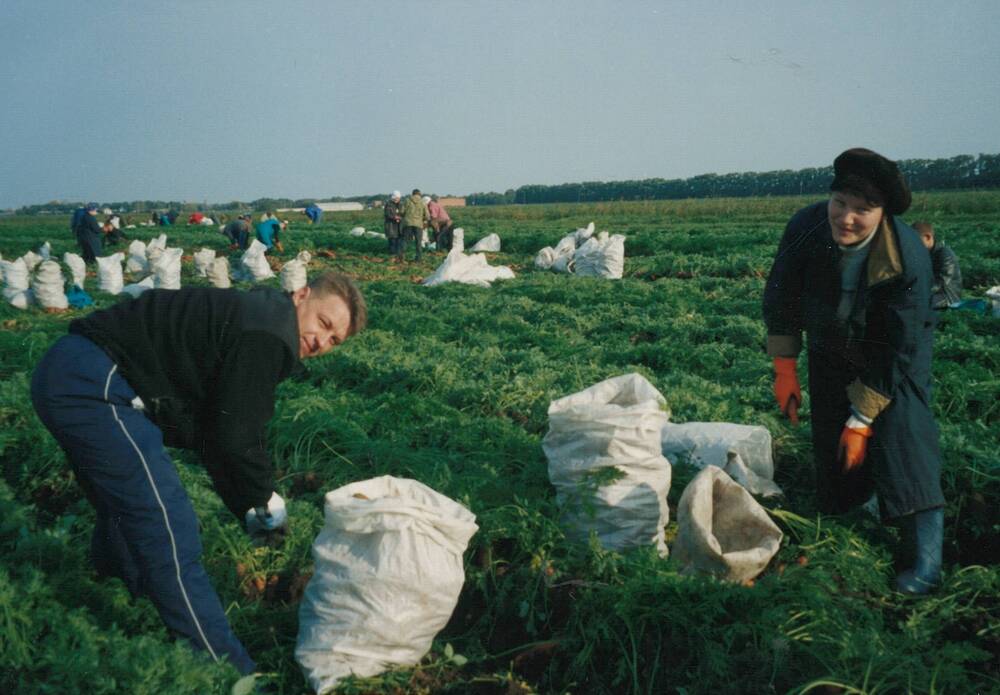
left=38, top=242, right=52, bottom=261
left=451, top=227, right=464, bottom=253
left=543, top=373, right=672, bottom=556
left=121, top=275, right=156, bottom=298
left=364, top=230, right=387, bottom=239
left=62, top=252, right=87, bottom=288
left=207, top=257, right=231, bottom=288
left=240, top=239, right=275, bottom=282
left=422, top=248, right=515, bottom=288
left=673, top=467, right=783, bottom=583
left=96, top=253, right=125, bottom=295
left=574, top=222, right=595, bottom=244
left=349, top=226, right=366, bottom=237
left=469, top=233, right=501, bottom=253
left=31, top=260, right=69, bottom=309
left=296, top=475, right=478, bottom=695
left=280, top=251, right=311, bottom=292
left=193, top=248, right=216, bottom=277
left=125, top=240, right=148, bottom=274
left=151, top=247, right=182, bottom=289
left=661, top=422, right=782, bottom=498
left=21, top=250, right=44, bottom=272
left=574, top=232, right=625, bottom=279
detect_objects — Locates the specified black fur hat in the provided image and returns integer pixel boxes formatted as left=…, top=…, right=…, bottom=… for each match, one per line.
left=831, top=148, right=911, bottom=215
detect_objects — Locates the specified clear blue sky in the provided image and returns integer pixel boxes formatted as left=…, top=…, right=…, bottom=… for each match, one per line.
left=2, top=0, right=998, bottom=208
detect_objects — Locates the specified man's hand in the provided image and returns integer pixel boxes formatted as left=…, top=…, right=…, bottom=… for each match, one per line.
left=838, top=420, right=873, bottom=472
left=772, top=357, right=802, bottom=425
left=245, top=492, right=287, bottom=542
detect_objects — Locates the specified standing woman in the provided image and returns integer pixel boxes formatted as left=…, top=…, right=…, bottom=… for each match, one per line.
left=763, top=148, right=945, bottom=595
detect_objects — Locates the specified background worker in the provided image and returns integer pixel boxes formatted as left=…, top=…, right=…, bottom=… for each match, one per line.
left=400, top=188, right=429, bottom=262
left=30, top=274, right=367, bottom=675
left=763, top=148, right=945, bottom=595
left=222, top=215, right=252, bottom=250
left=914, top=221, right=962, bottom=310
left=255, top=215, right=284, bottom=253
left=427, top=194, right=454, bottom=251
left=384, top=190, right=403, bottom=257
left=304, top=203, right=323, bottom=225
left=72, top=202, right=103, bottom=264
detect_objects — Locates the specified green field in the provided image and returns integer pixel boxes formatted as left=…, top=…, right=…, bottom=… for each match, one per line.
left=1, top=193, right=998, bottom=694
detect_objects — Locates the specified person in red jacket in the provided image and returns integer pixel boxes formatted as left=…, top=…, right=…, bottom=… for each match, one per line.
left=30, top=273, right=367, bottom=673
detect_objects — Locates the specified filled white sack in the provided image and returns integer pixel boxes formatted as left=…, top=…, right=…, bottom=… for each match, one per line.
left=364, top=230, right=387, bottom=239
left=207, top=257, right=231, bottom=288
left=661, top=422, right=782, bottom=498
left=672, top=467, right=783, bottom=583
left=550, top=234, right=579, bottom=273
left=574, top=222, right=596, bottom=244
left=469, top=233, right=501, bottom=253
left=534, top=247, right=556, bottom=269
left=280, top=250, right=311, bottom=292
left=31, top=260, right=69, bottom=310
left=451, top=227, right=464, bottom=253
left=96, top=253, right=125, bottom=295
left=125, top=240, right=148, bottom=274
left=192, top=248, right=216, bottom=277
left=38, top=242, right=52, bottom=261
left=1, top=258, right=32, bottom=309
left=296, top=476, right=478, bottom=694
left=240, top=239, right=274, bottom=282
left=986, top=285, right=1000, bottom=318
left=152, top=247, right=183, bottom=289
left=147, top=233, right=168, bottom=253
left=121, top=275, right=156, bottom=298
left=574, top=232, right=625, bottom=279
left=21, top=250, right=44, bottom=272
left=62, top=252, right=87, bottom=288
left=543, top=373, right=672, bottom=556
left=349, top=226, right=366, bottom=237
left=422, top=248, right=515, bottom=288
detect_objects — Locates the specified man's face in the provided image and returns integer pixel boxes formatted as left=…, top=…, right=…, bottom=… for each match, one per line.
left=291, top=287, right=351, bottom=359
left=828, top=191, right=883, bottom=246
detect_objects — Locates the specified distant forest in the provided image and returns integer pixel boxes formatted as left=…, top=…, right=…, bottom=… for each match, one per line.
left=14, top=152, right=999, bottom=215
left=466, top=153, right=1000, bottom=205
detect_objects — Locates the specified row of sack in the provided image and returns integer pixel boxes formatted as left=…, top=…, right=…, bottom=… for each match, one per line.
left=294, top=374, right=787, bottom=693
left=535, top=222, right=626, bottom=279
left=0, top=237, right=313, bottom=309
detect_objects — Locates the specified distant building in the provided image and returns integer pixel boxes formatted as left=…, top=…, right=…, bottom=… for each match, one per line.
left=277, top=201, right=365, bottom=214
left=437, top=197, right=466, bottom=207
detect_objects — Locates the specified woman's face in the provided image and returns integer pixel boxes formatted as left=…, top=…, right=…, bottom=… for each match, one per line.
left=828, top=191, right=884, bottom=246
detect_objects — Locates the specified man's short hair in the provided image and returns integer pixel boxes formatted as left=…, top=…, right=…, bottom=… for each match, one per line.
left=412, top=188, right=421, bottom=195
left=307, top=272, right=368, bottom=337
left=913, top=221, right=934, bottom=238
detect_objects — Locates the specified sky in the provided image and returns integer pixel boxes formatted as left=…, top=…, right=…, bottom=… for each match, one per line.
left=1, top=0, right=998, bottom=208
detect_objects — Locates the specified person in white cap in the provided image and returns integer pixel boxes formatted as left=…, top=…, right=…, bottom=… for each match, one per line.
left=384, top=190, right=404, bottom=256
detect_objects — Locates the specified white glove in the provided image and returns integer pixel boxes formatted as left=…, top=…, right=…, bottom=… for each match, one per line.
left=245, top=492, right=287, bottom=535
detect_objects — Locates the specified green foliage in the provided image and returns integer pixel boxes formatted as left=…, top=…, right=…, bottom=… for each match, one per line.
left=0, top=193, right=997, bottom=693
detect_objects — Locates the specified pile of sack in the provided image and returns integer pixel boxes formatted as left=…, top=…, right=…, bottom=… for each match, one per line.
left=543, top=373, right=783, bottom=582
left=422, top=248, right=515, bottom=288
left=534, top=222, right=626, bottom=279
left=2, top=243, right=74, bottom=310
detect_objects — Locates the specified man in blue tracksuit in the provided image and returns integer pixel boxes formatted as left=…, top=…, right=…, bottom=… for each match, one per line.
left=30, top=274, right=367, bottom=674
left=304, top=203, right=322, bottom=224
left=72, top=202, right=103, bottom=264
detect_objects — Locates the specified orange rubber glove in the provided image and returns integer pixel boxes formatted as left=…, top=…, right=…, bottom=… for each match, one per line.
left=838, top=423, right=873, bottom=472
left=772, top=357, right=802, bottom=425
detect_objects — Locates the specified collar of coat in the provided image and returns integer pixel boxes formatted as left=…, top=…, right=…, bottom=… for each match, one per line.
left=865, top=217, right=903, bottom=287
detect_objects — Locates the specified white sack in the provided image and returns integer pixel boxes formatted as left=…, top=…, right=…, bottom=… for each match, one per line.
left=574, top=232, right=626, bottom=279
left=62, top=252, right=87, bottom=288
left=451, top=227, right=464, bottom=253
left=422, top=248, right=515, bottom=288
left=280, top=251, right=311, bottom=292
left=192, top=248, right=216, bottom=277
left=121, top=275, right=156, bottom=298
left=240, top=239, right=274, bottom=282
left=296, top=475, right=478, bottom=694
left=469, top=233, right=501, bottom=253
left=543, top=373, right=672, bottom=556
left=986, top=285, right=1000, bottom=318
left=534, top=247, right=556, bottom=269
left=207, top=257, right=231, bottom=288
left=147, top=233, right=168, bottom=253
left=31, top=260, right=69, bottom=310
left=199, top=217, right=214, bottom=226
left=152, top=247, right=183, bottom=289
left=38, top=242, right=52, bottom=261
left=547, top=235, right=579, bottom=273
left=364, top=230, right=387, bottom=239
left=96, top=253, right=125, bottom=295
left=125, top=240, right=148, bottom=274
left=21, top=250, right=44, bottom=272
left=1, top=258, right=32, bottom=309
left=661, top=422, right=782, bottom=498
left=673, top=467, right=783, bottom=583
left=574, top=222, right=595, bottom=244
left=349, top=226, right=366, bottom=237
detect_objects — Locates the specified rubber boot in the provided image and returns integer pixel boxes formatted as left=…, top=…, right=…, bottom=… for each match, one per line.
left=895, top=507, right=944, bottom=595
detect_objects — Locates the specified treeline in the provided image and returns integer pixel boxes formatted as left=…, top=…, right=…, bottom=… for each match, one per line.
left=467, top=153, right=1000, bottom=205
left=14, top=195, right=385, bottom=216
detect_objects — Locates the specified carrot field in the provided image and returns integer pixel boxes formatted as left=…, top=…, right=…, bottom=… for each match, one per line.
left=1, top=192, right=997, bottom=694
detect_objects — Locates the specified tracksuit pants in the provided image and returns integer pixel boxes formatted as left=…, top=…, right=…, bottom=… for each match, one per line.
left=30, top=334, right=255, bottom=674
